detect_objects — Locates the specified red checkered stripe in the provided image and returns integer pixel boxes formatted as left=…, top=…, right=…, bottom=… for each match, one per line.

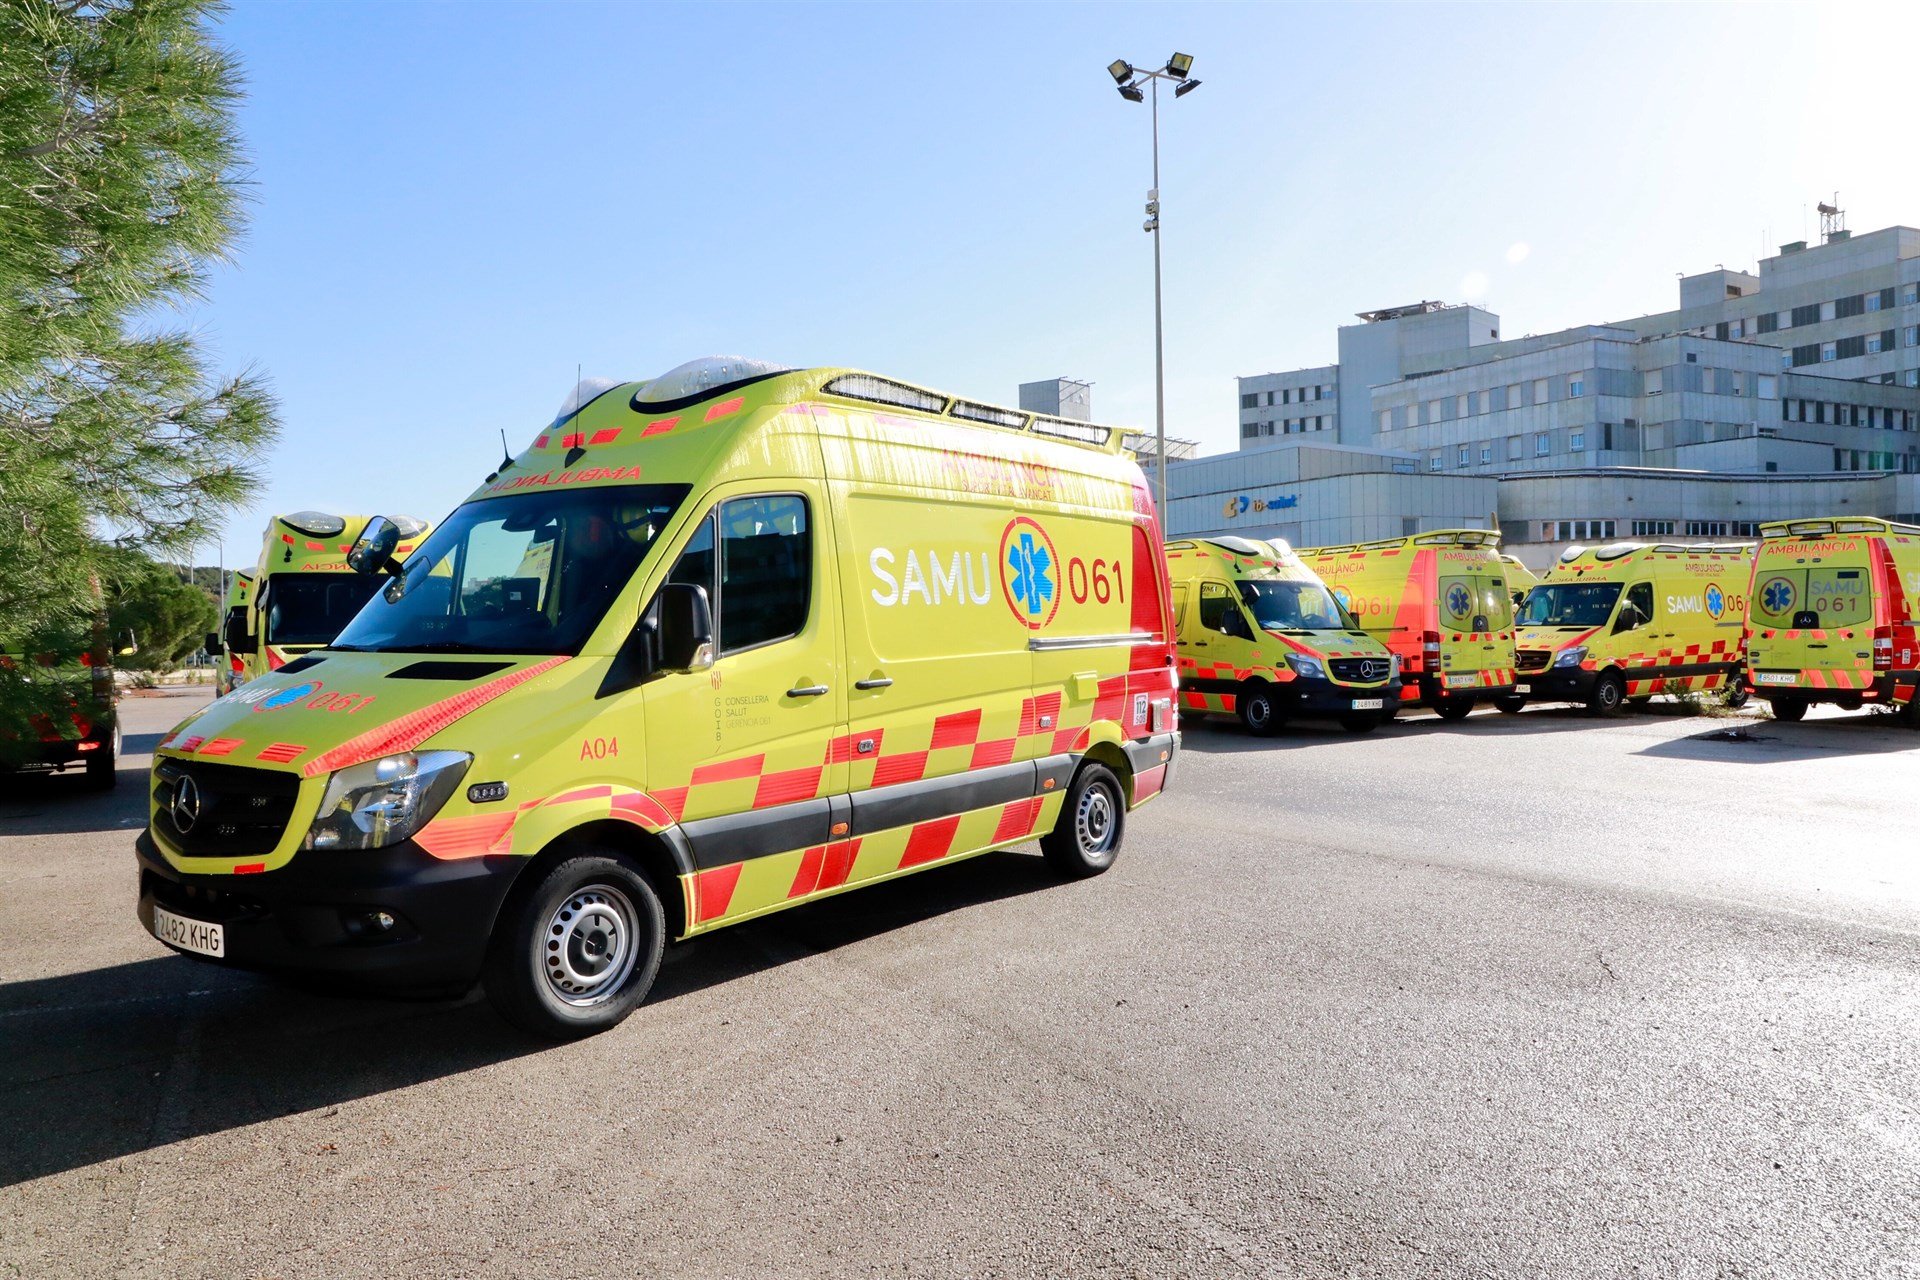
left=533, top=393, right=749, bottom=451
left=1175, top=654, right=1292, bottom=684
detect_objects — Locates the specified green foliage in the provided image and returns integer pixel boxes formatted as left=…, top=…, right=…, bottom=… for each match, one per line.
left=0, top=0, right=279, bottom=648
left=104, top=553, right=218, bottom=670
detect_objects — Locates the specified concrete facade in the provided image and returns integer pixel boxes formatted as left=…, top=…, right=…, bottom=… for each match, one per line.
left=1213, top=220, right=1920, bottom=564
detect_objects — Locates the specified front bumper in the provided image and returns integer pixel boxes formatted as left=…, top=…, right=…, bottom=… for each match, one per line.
left=1511, top=665, right=1596, bottom=703
left=136, top=830, right=523, bottom=989
left=1288, top=676, right=1400, bottom=718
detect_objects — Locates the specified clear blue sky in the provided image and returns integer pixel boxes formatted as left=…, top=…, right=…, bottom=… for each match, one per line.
left=191, top=1, right=1920, bottom=568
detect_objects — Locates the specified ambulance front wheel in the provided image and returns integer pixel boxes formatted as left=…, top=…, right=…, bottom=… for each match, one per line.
left=1586, top=672, right=1627, bottom=717
left=484, top=852, right=666, bottom=1040
left=1041, top=762, right=1126, bottom=880
left=1236, top=681, right=1285, bottom=737
left=1768, top=696, right=1807, bottom=723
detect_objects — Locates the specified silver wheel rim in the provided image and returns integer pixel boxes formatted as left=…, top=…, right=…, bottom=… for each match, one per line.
left=541, top=884, right=640, bottom=1007
left=1076, top=782, right=1118, bottom=858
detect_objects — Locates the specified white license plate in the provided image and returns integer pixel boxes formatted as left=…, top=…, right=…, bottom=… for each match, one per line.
left=1445, top=674, right=1477, bottom=688
left=1754, top=672, right=1798, bottom=686
left=1350, top=698, right=1384, bottom=711
left=152, top=905, right=224, bottom=958
left=1516, top=683, right=1532, bottom=694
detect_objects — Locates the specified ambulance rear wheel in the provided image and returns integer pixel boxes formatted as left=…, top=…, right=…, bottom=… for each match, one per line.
left=1768, top=696, right=1808, bottom=723
left=484, top=853, right=665, bottom=1040
left=1721, top=676, right=1750, bottom=709
left=1041, top=763, right=1125, bottom=879
left=1493, top=696, right=1527, bottom=715
left=1433, top=699, right=1474, bottom=722
left=1587, top=672, right=1626, bottom=717
left=1340, top=715, right=1379, bottom=734
left=1236, top=682, right=1284, bottom=737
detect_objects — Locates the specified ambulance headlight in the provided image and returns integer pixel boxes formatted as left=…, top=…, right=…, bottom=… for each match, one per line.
left=305, top=750, right=471, bottom=851
left=1553, top=646, right=1587, bottom=668
left=1286, top=654, right=1326, bottom=680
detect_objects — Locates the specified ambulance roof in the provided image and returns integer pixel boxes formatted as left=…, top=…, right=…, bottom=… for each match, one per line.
left=1307, top=528, right=1501, bottom=557
left=1556, top=540, right=1751, bottom=566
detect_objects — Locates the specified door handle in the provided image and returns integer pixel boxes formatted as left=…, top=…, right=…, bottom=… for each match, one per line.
left=787, top=684, right=830, bottom=698
left=854, top=676, right=893, bottom=690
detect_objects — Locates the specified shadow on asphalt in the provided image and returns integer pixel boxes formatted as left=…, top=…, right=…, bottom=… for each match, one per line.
left=0, top=848, right=1058, bottom=1187
left=1634, top=715, right=1920, bottom=762
left=1176, top=700, right=1748, bottom=751
left=0, top=759, right=153, bottom=836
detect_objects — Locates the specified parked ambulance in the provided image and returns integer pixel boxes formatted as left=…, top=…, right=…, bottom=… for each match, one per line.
left=1510, top=540, right=1752, bottom=714
left=1164, top=536, right=1399, bottom=734
left=137, top=358, right=1181, bottom=1038
left=1499, top=554, right=1539, bottom=607
left=1303, top=529, right=1517, bottom=721
left=1745, top=517, right=1920, bottom=724
left=214, top=513, right=429, bottom=689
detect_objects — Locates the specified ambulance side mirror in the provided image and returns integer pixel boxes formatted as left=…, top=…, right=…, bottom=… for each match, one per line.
left=205, top=632, right=221, bottom=656
left=220, top=607, right=252, bottom=652
left=1614, top=604, right=1646, bottom=634
left=348, top=516, right=401, bottom=578
left=655, top=583, right=714, bottom=673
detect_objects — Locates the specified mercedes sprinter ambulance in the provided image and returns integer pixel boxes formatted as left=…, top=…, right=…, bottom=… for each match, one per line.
left=1499, top=554, right=1538, bottom=607
left=137, top=358, right=1181, bottom=1038
left=1745, top=517, right=1920, bottom=724
left=1165, top=536, right=1399, bottom=734
left=1304, top=530, right=1517, bottom=721
left=216, top=513, right=430, bottom=690
left=1510, top=541, right=1752, bottom=715
left=212, top=571, right=253, bottom=696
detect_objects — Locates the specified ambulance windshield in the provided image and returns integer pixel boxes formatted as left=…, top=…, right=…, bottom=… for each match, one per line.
left=331, top=484, right=689, bottom=656
left=1517, top=581, right=1622, bottom=628
left=264, top=574, right=384, bottom=646
left=1236, top=579, right=1358, bottom=633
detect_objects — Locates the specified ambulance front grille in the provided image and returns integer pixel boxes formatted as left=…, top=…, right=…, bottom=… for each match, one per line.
left=1330, top=657, right=1391, bottom=683
left=153, top=759, right=301, bottom=857
left=1516, top=650, right=1553, bottom=673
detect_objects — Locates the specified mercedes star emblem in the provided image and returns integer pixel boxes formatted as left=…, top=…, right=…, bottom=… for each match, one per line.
left=171, top=775, right=203, bottom=834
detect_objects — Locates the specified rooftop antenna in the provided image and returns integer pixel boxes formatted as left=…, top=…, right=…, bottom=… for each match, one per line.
left=1818, top=195, right=1846, bottom=242
left=564, top=363, right=587, bottom=466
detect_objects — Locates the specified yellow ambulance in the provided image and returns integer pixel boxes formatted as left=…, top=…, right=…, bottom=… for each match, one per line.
left=211, top=571, right=253, bottom=696
left=217, top=513, right=430, bottom=688
left=1164, top=536, right=1399, bottom=734
left=1303, top=529, right=1517, bottom=721
left=1745, top=517, right=1920, bottom=724
left=136, top=358, right=1181, bottom=1038
left=1510, top=540, right=1752, bottom=715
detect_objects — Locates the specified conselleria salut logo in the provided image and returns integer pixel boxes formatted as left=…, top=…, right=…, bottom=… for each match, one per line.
left=998, top=516, right=1060, bottom=629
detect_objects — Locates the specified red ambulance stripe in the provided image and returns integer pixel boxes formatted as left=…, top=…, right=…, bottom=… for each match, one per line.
left=198, top=737, right=242, bottom=757
left=753, top=766, right=824, bottom=808
left=414, top=811, right=517, bottom=860
left=652, top=788, right=689, bottom=823
left=693, top=864, right=743, bottom=923
left=588, top=427, right=622, bottom=445
left=640, top=416, right=679, bottom=437
left=552, top=785, right=614, bottom=805
left=818, top=838, right=861, bottom=891
left=969, top=738, right=1016, bottom=769
left=929, top=709, right=982, bottom=749
left=991, top=796, right=1045, bottom=844
left=898, top=815, right=963, bottom=869
left=175, top=735, right=205, bottom=754
left=302, top=657, right=570, bottom=777
left=255, top=741, right=306, bottom=763
left=1017, top=692, right=1063, bottom=736
left=535, top=435, right=550, bottom=449
left=690, top=754, right=765, bottom=786
left=1133, top=763, right=1168, bottom=802
left=788, top=845, right=826, bottom=899
left=1092, top=675, right=1129, bottom=723
left=561, top=431, right=585, bottom=448
left=824, top=728, right=884, bottom=764
left=871, top=752, right=928, bottom=787
left=609, top=791, right=675, bottom=830
left=704, top=396, right=746, bottom=422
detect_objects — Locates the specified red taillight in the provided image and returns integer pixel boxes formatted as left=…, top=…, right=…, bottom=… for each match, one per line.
left=1874, top=627, right=1894, bottom=670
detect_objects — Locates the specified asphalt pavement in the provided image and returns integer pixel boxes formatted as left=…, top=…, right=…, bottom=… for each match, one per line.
left=2, top=687, right=1917, bottom=1278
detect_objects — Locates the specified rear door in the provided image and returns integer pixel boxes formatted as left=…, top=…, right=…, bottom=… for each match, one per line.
left=1750, top=543, right=1874, bottom=686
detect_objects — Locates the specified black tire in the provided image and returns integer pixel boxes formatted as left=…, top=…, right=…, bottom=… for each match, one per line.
left=1721, top=675, right=1750, bottom=709
left=1769, top=696, right=1808, bottom=723
left=1587, top=671, right=1626, bottom=717
left=484, top=853, right=665, bottom=1040
left=1433, top=698, right=1474, bottom=722
left=1040, top=762, right=1126, bottom=880
left=1900, top=695, right=1920, bottom=729
left=84, top=742, right=116, bottom=790
left=1339, top=715, right=1379, bottom=734
left=1236, top=681, right=1284, bottom=737
left=1493, top=696, right=1527, bottom=715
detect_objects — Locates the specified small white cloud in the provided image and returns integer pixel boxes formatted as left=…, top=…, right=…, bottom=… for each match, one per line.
left=1461, top=270, right=1490, bottom=300
left=1505, top=241, right=1531, bottom=265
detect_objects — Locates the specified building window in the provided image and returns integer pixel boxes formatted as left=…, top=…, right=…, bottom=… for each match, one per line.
left=1869, top=334, right=1885, bottom=354
left=1553, top=519, right=1617, bottom=541
left=1781, top=351, right=1793, bottom=369
left=1569, top=374, right=1586, bottom=398
left=1429, top=399, right=1444, bottom=423
left=1379, top=410, right=1391, bottom=431
left=1757, top=374, right=1777, bottom=400
left=1904, top=326, right=1918, bottom=348
left=1457, top=445, right=1470, bottom=467
left=1535, top=432, right=1551, bottom=457
left=1728, top=319, right=1744, bottom=338
left=1645, top=368, right=1663, bottom=395
left=1906, top=285, right=1920, bottom=306
left=1836, top=294, right=1865, bottom=320
left=1702, top=368, right=1716, bottom=394
left=1532, top=378, right=1549, bottom=403
left=1868, top=292, right=1884, bottom=312
left=1240, top=393, right=1257, bottom=409
left=1570, top=430, right=1585, bottom=451
left=1479, top=444, right=1491, bottom=465
left=1507, top=385, right=1522, bottom=410
left=1456, top=395, right=1469, bottom=417
left=1479, top=389, right=1493, bottom=415
left=1241, top=422, right=1259, bottom=439
left=1821, top=342, right=1837, bottom=362
left=1508, top=435, right=1522, bottom=460
left=1908, top=370, right=1919, bottom=388
left=1429, top=453, right=1443, bottom=472
left=1631, top=520, right=1675, bottom=537
left=1756, top=312, right=1779, bottom=335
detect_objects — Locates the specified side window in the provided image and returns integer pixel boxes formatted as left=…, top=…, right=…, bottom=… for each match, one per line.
left=1622, top=581, right=1654, bottom=628
left=1169, top=582, right=1190, bottom=627
left=718, top=494, right=810, bottom=654
left=1477, top=576, right=1512, bottom=631
left=1198, top=581, right=1235, bottom=633
left=667, top=512, right=715, bottom=592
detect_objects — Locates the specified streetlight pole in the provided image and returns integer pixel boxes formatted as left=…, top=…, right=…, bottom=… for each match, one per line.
left=1108, top=53, right=1200, bottom=518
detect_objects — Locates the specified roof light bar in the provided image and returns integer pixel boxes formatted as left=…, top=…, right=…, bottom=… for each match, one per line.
left=1029, top=416, right=1113, bottom=447
left=282, top=512, right=346, bottom=538
left=822, top=374, right=948, bottom=415
left=949, top=399, right=1029, bottom=429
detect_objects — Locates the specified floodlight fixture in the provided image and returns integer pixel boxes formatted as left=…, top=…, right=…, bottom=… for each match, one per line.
left=1167, top=52, right=1194, bottom=78
left=1108, top=59, right=1133, bottom=84
left=1118, top=83, right=1144, bottom=102
left=1174, top=78, right=1201, bottom=98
